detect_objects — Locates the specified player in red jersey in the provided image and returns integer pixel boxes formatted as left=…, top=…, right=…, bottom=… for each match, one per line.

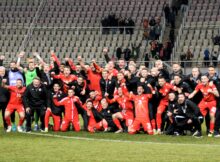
left=127, top=85, right=153, bottom=135
left=78, top=57, right=102, bottom=93
left=3, top=79, right=26, bottom=132
left=51, top=66, right=86, bottom=93
left=88, top=90, right=102, bottom=112
left=156, top=76, right=178, bottom=134
left=53, top=89, right=84, bottom=132
left=188, top=75, right=219, bottom=136
left=85, top=100, right=105, bottom=133
left=106, top=86, right=134, bottom=133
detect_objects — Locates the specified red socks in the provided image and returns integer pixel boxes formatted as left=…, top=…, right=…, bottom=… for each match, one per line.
left=5, top=116, right=11, bottom=126
left=113, top=119, right=122, bottom=129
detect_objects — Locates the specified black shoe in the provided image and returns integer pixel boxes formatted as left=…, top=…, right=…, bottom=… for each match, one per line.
left=214, top=131, right=220, bottom=138
left=192, top=131, right=202, bottom=138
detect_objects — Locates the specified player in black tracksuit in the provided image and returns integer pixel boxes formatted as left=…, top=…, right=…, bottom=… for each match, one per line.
left=100, top=98, right=120, bottom=132
left=44, top=83, right=67, bottom=132
left=23, top=77, right=50, bottom=132
left=175, top=93, right=202, bottom=137
left=165, top=92, right=180, bottom=135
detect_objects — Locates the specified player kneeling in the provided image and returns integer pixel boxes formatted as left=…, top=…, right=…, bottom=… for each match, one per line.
left=106, top=87, right=134, bottom=133
left=44, top=83, right=66, bottom=132
left=53, top=89, right=84, bottom=132
left=3, top=79, right=26, bottom=132
left=86, top=100, right=106, bottom=133
left=128, top=86, right=153, bottom=135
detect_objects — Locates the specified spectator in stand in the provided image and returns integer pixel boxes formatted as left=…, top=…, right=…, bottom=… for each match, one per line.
left=128, top=18, right=135, bottom=35
left=131, top=42, right=141, bottom=60
left=123, top=47, right=132, bottom=61
left=155, top=17, right=162, bottom=40
left=180, top=53, right=186, bottom=68
left=101, top=17, right=109, bottom=34
left=204, top=48, right=210, bottom=67
left=108, top=13, right=118, bottom=34
left=164, top=3, right=170, bottom=25
left=169, top=29, right=175, bottom=46
left=181, top=0, right=188, bottom=13
left=186, top=49, right=194, bottom=67
left=143, top=18, right=149, bottom=40
left=169, top=10, right=176, bottom=29
left=149, top=17, right=156, bottom=40
left=163, top=41, right=172, bottom=61
left=118, top=17, right=125, bottom=34
left=211, top=51, right=218, bottom=67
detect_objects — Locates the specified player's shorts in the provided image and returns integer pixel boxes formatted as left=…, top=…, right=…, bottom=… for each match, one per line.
left=121, top=110, right=134, bottom=126
left=130, top=118, right=153, bottom=135
left=6, top=104, right=25, bottom=114
left=198, top=100, right=216, bottom=116
left=88, top=119, right=103, bottom=132
left=157, top=100, right=168, bottom=114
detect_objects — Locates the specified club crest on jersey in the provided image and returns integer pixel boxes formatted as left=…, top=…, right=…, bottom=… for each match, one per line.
left=39, top=88, right=42, bottom=91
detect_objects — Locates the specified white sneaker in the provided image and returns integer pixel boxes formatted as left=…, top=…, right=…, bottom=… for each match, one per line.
left=157, top=129, right=162, bottom=135
left=6, top=126, right=12, bottom=133
left=153, top=129, right=157, bottom=135
left=17, top=126, right=23, bottom=132
left=44, top=128, right=48, bottom=133
left=115, top=129, right=123, bottom=134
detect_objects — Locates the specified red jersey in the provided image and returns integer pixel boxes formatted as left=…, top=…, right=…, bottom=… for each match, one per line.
left=107, top=95, right=133, bottom=112
left=158, top=83, right=177, bottom=102
left=89, top=94, right=102, bottom=112
left=87, top=68, right=102, bottom=93
left=53, top=96, right=84, bottom=120
left=8, top=86, right=26, bottom=105
left=195, top=83, right=217, bottom=102
left=53, top=74, right=86, bottom=92
left=129, top=93, right=152, bottom=119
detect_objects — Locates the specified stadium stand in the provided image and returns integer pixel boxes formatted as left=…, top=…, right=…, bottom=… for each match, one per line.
left=173, top=0, right=220, bottom=64
left=0, top=0, right=166, bottom=63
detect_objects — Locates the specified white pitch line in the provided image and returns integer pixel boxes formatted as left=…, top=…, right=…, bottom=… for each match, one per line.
left=22, top=132, right=220, bottom=147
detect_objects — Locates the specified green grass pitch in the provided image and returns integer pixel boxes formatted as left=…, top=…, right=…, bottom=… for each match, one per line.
left=0, top=115, right=220, bottom=162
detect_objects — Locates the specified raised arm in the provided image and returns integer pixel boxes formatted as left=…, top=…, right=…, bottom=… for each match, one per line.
left=33, top=52, right=46, bottom=66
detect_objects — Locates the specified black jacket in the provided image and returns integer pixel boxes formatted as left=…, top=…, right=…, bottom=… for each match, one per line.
left=72, top=81, right=89, bottom=103
left=100, top=78, right=116, bottom=99
left=49, top=91, right=66, bottom=115
left=177, top=99, right=200, bottom=119
left=38, top=70, right=54, bottom=90
left=90, top=108, right=104, bottom=123
left=100, top=105, right=119, bottom=127
left=174, top=81, right=193, bottom=94
left=0, top=76, right=10, bottom=103
left=125, top=74, right=139, bottom=94
left=23, top=83, right=50, bottom=109
left=167, top=100, right=179, bottom=113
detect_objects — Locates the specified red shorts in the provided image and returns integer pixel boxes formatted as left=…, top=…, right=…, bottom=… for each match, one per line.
left=157, top=100, right=168, bottom=114
left=6, top=104, right=25, bottom=114
left=45, top=109, right=61, bottom=131
left=130, top=118, right=153, bottom=135
left=88, top=118, right=103, bottom=132
left=198, top=100, right=216, bottom=116
left=121, top=110, right=134, bottom=126
left=61, top=115, right=80, bottom=132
